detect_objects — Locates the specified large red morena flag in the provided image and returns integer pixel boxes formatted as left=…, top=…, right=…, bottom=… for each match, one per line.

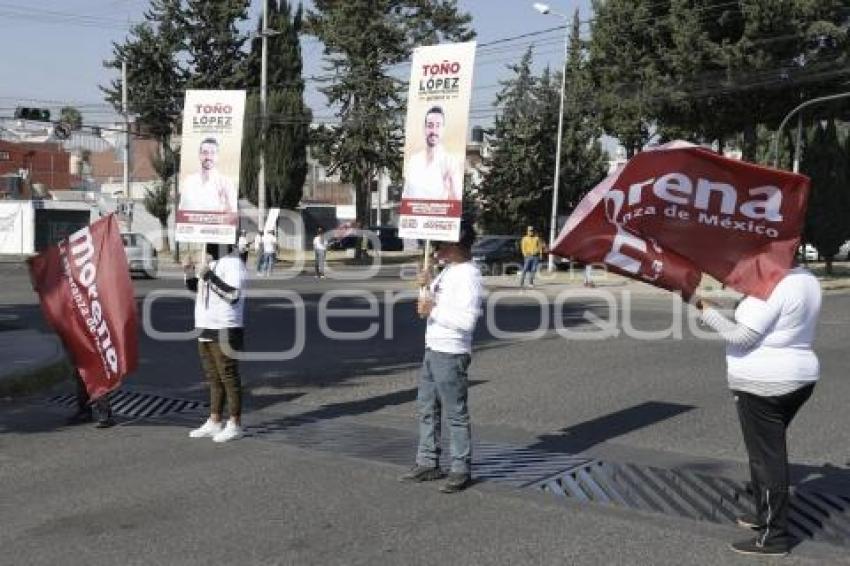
left=29, top=215, right=138, bottom=399
left=551, top=142, right=811, bottom=299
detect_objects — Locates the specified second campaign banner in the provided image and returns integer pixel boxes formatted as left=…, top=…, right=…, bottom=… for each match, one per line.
left=399, top=41, right=476, bottom=242
left=176, top=90, right=246, bottom=244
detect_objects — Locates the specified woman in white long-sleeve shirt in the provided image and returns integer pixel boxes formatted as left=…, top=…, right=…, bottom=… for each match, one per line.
left=697, top=266, right=821, bottom=557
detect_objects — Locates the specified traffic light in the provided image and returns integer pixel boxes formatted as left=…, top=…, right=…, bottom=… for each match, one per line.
left=14, top=107, right=51, bottom=122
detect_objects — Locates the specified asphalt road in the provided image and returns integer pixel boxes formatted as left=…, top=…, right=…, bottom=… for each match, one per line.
left=1, top=261, right=849, bottom=565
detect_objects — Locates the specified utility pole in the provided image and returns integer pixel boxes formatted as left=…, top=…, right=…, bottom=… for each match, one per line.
left=122, top=60, right=130, bottom=200
left=258, top=0, right=268, bottom=232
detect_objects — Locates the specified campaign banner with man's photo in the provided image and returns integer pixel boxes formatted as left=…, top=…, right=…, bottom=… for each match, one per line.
left=399, top=41, right=476, bottom=242
left=176, top=90, right=246, bottom=244
left=29, top=215, right=138, bottom=399
left=551, top=141, right=810, bottom=299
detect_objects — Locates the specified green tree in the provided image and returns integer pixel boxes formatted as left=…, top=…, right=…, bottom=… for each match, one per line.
left=481, top=16, right=607, bottom=237
left=241, top=1, right=311, bottom=210
left=181, top=1, right=251, bottom=90
left=102, top=0, right=185, bottom=144
left=144, top=144, right=178, bottom=251
left=588, top=0, right=670, bottom=157
left=554, top=10, right=608, bottom=216
left=480, top=48, right=542, bottom=233
left=306, top=1, right=474, bottom=242
left=59, top=106, right=83, bottom=130
left=801, top=119, right=850, bottom=274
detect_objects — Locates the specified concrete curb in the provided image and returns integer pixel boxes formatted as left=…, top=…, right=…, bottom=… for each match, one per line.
left=0, top=330, right=71, bottom=398
left=0, top=357, right=71, bottom=398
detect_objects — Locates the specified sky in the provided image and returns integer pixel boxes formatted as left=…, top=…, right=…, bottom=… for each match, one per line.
left=0, top=0, right=594, bottom=129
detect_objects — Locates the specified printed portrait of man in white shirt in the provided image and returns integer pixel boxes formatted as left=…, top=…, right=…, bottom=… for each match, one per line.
left=403, top=105, right=462, bottom=201
left=179, top=137, right=237, bottom=213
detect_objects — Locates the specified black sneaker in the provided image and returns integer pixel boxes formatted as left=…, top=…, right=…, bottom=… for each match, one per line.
left=735, top=514, right=764, bottom=530
left=399, top=465, right=444, bottom=482
left=439, top=472, right=471, bottom=494
left=730, top=536, right=789, bottom=556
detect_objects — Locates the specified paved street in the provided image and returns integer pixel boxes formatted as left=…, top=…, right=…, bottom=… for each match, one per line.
left=1, top=261, right=850, bottom=565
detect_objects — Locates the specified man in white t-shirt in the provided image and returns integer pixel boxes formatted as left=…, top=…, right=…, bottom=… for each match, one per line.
left=402, top=106, right=462, bottom=201
left=179, top=138, right=237, bottom=213
left=313, top=227, right=327, bottom=278
left=400, top=219, right=483, bottom=493
left=184, top=243, right=247, bottom=443
left=697, top=266, right=822, bottom=556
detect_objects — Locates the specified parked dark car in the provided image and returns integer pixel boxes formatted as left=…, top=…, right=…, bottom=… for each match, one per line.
left=327, top=226, right=403, bottom=252
left=471, top=235, right=522, bottom=275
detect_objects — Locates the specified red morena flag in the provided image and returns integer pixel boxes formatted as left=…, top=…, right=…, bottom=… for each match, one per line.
left=29, top=215, right=138, bottom=399
left=552, top=141, right=810, bottom=299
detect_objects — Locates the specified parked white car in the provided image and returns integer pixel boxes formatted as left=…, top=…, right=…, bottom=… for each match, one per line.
left=121, top=232, right=158, bottom=278
left=839, top=240, right=850, bottom=261
left=798, top=243, right=818, bottom=262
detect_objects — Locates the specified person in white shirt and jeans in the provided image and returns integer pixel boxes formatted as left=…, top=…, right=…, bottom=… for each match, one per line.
left=184, top=243, right=247, bottom=443
left=401, top=219, right=484, bottom=493
left=313, top=227, right=327, bottom=278
left=697, top=265, right=822, bottom=556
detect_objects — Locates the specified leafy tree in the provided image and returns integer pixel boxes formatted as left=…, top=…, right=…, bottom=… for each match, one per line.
left=588, top=0, right=670, bottom=157
left=144, top=144, right=178, bottom=251
left=306, top=1, right=474, bottom=242
left=554, top=10, right=608, bottom=216
left=480, top=48, right=542, bottom=233
left=481, top=16, right=607, bottom=237
left=102, top=0, right=185, bottom=144
left=241, top=1, right=311, bottom=210
left=59, top=106, right=83, bottom=130
left=181, top=1, right=251, bottom=90
left=801, top=119, right=850, bottom=274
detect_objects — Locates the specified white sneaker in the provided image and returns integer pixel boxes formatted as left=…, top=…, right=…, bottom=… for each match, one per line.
left=212, top=420, right=243, bottom=443
left=189, top=418, right=223, bottom=438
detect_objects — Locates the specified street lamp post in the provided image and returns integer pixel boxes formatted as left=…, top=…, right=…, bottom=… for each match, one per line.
left=257, top=0, right=281, bottom=233
left=534, top=2, right=569, bottom=272
left=772, top=91, right=850, bottom=170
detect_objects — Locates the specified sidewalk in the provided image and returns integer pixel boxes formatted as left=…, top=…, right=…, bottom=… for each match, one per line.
left=0, top=329, right=70, bottom=397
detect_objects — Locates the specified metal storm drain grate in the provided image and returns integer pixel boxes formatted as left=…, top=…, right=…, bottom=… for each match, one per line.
left=534, top=460, right=850, bottom=547
left=46, top=390, right=205, bottom=419
left=243, top=417, right=590, bottom=487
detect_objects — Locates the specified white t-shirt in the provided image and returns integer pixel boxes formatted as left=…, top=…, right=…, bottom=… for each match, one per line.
left=262, top=233, right=276, bottom=254
left=194, top=254, right=246, bottom=329
left=313, top=235, right=326, bottom=252
left=237, top=235, right=248, bottom=252
left=179, top=170, right=237, bottom=212
left=403, top=147, right=461, bottom=200
left=426, top=262, right=484, bottom=354
left=727, top=267, right=822, bottom=383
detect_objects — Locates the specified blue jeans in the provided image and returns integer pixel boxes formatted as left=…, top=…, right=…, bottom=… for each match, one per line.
left=519, top=256, right=539, bottom=287
left=314, top=250, right=326, bottom=277
left=259, top=252, right=275, bottom=275
left=416, top=349, right=472, bottom=474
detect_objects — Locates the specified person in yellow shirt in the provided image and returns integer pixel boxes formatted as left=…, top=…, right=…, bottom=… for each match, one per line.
left=519, top=226, right=545, bottom=288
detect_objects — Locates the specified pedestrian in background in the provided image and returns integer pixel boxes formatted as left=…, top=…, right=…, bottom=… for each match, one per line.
left=313, top=227, right=327, bottom=279
left=237, top=229, right=249, bottom=263
left=184, top=243, right=247, bottom=443
left=260, top=230, right=277, bottom=276
left=519, top=226, right=545, bottom=288
left=252, top=232, right=263, bottom=273
left=401, top=218, right=483, bottom=493
left=697, top=264, right=821, bottom=556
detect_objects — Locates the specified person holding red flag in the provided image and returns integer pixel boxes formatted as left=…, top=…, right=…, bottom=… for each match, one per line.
left=696, top=264, right=821, bottom=556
